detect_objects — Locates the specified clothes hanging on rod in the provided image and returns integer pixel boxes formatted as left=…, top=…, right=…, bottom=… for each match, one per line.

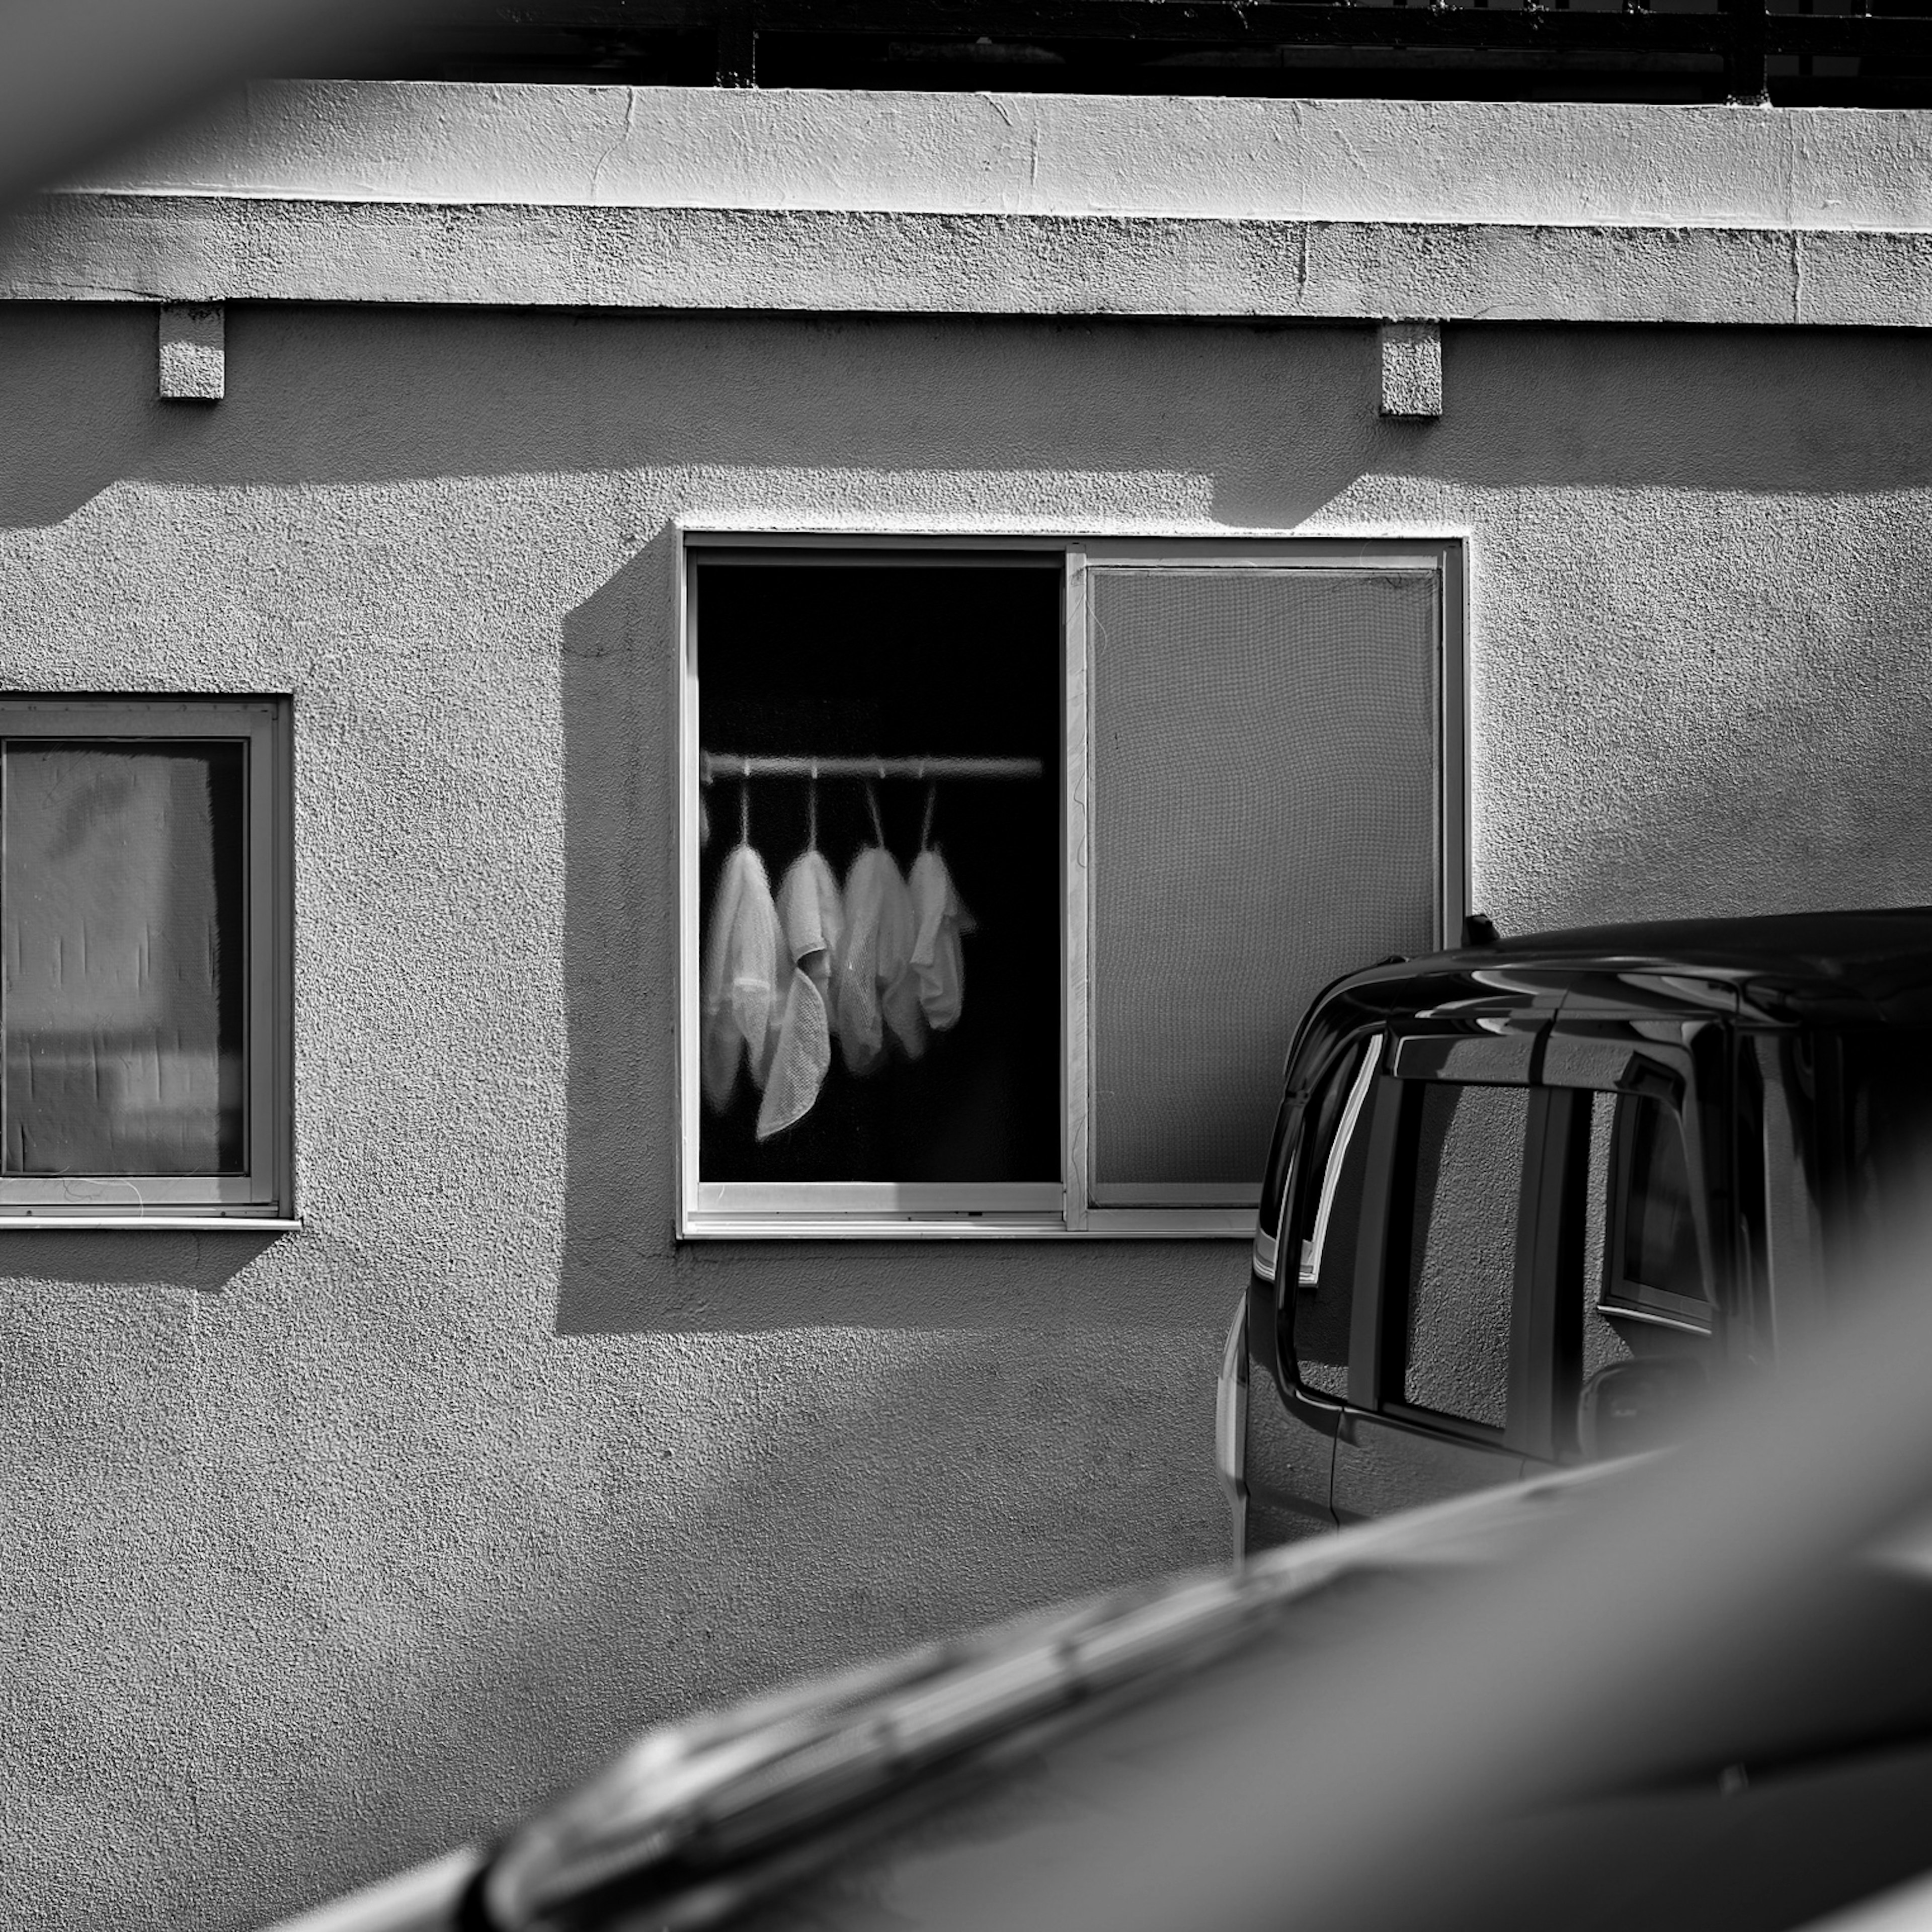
left=701, top=841, right=783, bottom=1113
left=700, top=752, right=1044, bottom=784
left=704, top=761, right=994, bottom=1130
left=909, top=848, right=976, bottom=1032
left=835, top=845, right=925, bottom=1074
left=757, top=843, right=845, bottom=1141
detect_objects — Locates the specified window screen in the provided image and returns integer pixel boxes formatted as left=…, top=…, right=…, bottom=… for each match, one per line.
left=1088, top=568, right=1440, bottom=1198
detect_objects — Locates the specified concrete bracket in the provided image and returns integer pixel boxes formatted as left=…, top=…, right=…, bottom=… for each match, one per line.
left=157, top=302, right=224, bottom=401
left=1380, top=320, right=1442, bottom=420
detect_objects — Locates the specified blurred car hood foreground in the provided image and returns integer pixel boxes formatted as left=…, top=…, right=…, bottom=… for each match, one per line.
left=268, top=1214, right=1932, bottom=1932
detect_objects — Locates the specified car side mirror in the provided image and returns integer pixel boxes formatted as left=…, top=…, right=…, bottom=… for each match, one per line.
left=1579, top=1357, right=1708, bottom=1461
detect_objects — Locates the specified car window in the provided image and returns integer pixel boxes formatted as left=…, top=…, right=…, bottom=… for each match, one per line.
left=1288, top=1035, right=1381, bottom=1399
left=1840, top=1027, right=1932, bottom=1244
left=1396, top=1082, right=1530, bottom=1432
left=1568, top=1088, right=1713, bottom=1461
left=1603, top=1092, right=1712, bottom=1330
left=1576, top=1092, right=1635, bottom=1389
left=1749, top=1034, right=1828, bottom=1351
left=1621, top=1099, right=1702, bottom=1304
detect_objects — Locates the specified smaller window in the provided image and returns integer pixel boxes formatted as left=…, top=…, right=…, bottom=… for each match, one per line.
left=0, top=699, right=290, bottom=1221
left=1603, top=1094, right=1711, bottom=1331
left=1750, top=1034, right=1827, bottom=1347
left=1395, top=1082, right=1530, bottom=1433
left=1576, top=1092, right=1635, bottom=1392
left=1570, top=1088, right=1712, bottom=1460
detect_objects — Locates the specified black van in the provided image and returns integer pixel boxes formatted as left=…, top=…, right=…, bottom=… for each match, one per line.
left=1224, top=909, right=1932, bottom=1554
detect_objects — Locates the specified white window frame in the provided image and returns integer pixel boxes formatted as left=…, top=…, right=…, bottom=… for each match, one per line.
left=676, top=530, right=1466, bottom=1241
left=0, top=695, right=295, bottom=1226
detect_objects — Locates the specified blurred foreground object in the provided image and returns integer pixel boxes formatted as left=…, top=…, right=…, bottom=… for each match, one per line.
left=262, top=917, right=1932, bottom=1932
left=263, top=1163, right=1932, bottom=1932
left=0, top=0, right=434, bottom=209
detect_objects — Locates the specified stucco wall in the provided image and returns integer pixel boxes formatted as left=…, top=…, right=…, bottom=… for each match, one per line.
left=24, top=86, right=1932, bottom=328
left=5, top=301, right=1932, bottom=1931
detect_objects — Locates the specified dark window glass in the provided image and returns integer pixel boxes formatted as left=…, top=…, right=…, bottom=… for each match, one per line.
left=1601, top=1095, right=1711, bottom=1331
left=1568, top=1089, right=1712, bottom=1462
left=697, top=561, right=1060, bottom=1184
left=3, top=741, right=247, bottom=1175
left=1841, top=1028, right=1932, bottom=1243
left=1400, top=1082, right=1527, bottom=1430
left=1619, top=1098, right=1704, bottom=1306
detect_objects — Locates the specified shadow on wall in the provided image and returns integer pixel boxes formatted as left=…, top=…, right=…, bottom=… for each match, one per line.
left=556, top=531, right=679, bottom=1334
left=0, top=305, right=1382, bottom=533
left=0, top=1228, right=280, bottom=1290
left=1211, top=321, right=1932, bottom=530
left=14, top=309, right=1932, bottom=538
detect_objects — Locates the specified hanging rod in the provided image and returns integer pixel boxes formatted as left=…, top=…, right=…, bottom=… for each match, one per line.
left=701, top=753, right=1044, bottom=783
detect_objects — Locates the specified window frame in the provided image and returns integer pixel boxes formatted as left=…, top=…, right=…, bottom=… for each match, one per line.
left=0, top=695, right=293, bottom=1225
left=675, top=528, right=1468, bottom=1241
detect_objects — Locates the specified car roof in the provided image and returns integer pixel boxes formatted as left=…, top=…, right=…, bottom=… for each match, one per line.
left=1326, top=907, right=1932, bottom=1028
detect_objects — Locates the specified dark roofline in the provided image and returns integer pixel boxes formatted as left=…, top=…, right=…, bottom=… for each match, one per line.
left=356, top=0, right=1932, bottom=108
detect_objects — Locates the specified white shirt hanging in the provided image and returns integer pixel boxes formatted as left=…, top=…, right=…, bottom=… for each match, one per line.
left=757, top=850, right=845, bottom=1141
left=908, top=848, right=977, bottom=1031
left=700, top=842, right=784, bottom=1113
left=835, top=846, right=926, bottom=1074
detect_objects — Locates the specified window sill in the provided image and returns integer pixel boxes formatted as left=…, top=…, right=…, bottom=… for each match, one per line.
left=681, top=1209, right=1256, bottom=1241
left=0, top=1216, right=301, bottom=1232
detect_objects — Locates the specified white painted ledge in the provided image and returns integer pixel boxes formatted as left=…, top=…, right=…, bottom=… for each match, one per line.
left=682, top=1211, right=1255, bottom=1239
left=6, top=195, right=1927, bottom=326
left=52, top=83, right=1932, bottom=233
left=0, top=1217, right=300, bottom=1232
left=11, top=85, right=1932, bottom=324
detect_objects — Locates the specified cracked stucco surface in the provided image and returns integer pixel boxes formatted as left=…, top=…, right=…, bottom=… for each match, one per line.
left=2, top=302, right=1932, bottom=1931
left=19, top=87, right=1932, bottom=326
left=57, top=83, right=1932, bottom=230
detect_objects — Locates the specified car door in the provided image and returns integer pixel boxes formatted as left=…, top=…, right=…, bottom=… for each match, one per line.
left=1329, top=1027, right=1544, bottom=1520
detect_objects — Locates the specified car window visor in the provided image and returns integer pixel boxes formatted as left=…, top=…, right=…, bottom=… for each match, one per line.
left=1391, top=1028, right=1538, bottom=1085
left=1393, top=1029, right=1689, bottom=1098
left=1300, top=1035, right=1383, bottom=1290
left=1543, top=1033, right=1688, bottom=1098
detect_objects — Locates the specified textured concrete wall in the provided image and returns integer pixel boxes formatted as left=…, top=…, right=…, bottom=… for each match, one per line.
left=60, top=82, right=1932, bottom=228
left=4, top=302, right=1932, bottom=1931
left=21, top=86, right=1932, bottom=327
